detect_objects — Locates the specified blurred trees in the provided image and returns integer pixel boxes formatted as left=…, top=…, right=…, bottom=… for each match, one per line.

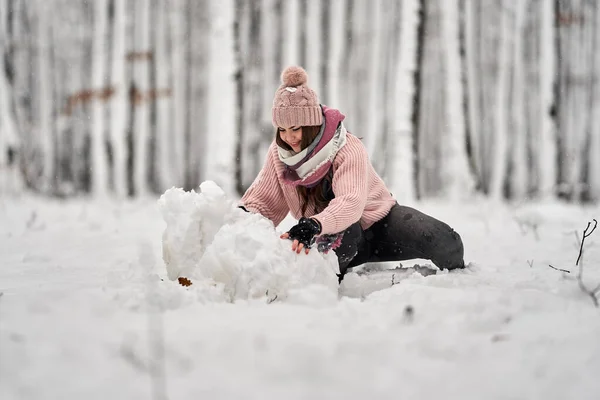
left=0, top=0, right=599, bottom=203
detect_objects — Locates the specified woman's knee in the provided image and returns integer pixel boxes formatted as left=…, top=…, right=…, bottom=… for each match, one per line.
left=435, top=228, right=465, bottom=270
left=391, top=204, right=465, bottom=269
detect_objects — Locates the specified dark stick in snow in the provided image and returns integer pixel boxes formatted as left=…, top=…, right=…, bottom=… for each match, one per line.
left=548, top=264, right=570, bottom=273
left=574, top=219, right=599, bottom=307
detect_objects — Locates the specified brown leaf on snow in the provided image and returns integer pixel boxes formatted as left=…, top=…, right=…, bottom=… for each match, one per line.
left=178, top=277, right=193, bottom=287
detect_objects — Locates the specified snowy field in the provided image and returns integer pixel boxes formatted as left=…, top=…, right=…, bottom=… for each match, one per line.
left=1, top=185, right=600, bottom=400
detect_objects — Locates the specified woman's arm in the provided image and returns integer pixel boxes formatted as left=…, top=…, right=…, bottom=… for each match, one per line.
left=239, top=143, right=290, bottom=227
left=312, top=137, right=369, bottom=235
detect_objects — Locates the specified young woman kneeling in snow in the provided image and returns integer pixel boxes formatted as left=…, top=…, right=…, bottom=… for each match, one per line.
left=239, top=66, right=465, bottom=282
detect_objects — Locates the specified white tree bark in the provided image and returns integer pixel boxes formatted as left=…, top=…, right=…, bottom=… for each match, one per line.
left=90, top=0, right=109, bottom=197
left=590, top=3, right=600, bottom=201
left=261, top=0, right=277, bottom=134
left=187, top=0, right=210, bottom=188
left=567, top=0, right=585, bottom=201
left=237, top=0, right=266, bottom=188
left=282, top=0, right=299, bottom=67
left=170, top=0, right=186, bottom=188
left=109, top=0, right=129, bottom=197
left=538, top=0, right=557, bottom=199
left=207, top=0, right=236, bottom=195
left=327, top=0, right=345, bottom=110
left=464, top=0, right=482, bottom=185
left=132, top=0, right=151, bottom=196
left=153, top=0, right=172, bottom=193
left=347, top=1, right=371, bottom=140
left=36, top=0, right=54, bottom=193
left=305, top=0, right=321, bottom=96
left=441, top=0, right=475, bottom=200
left=388, top=0, right=419, bottom=203
left=0, top=0, right=21, bottom=194
left=489, top=0, right=511, bottom=200
left=509, top=0, right=527, bottom=200
left=417, top=0, right=444, bottom=196
left=365, top=0, right=384, bottom=161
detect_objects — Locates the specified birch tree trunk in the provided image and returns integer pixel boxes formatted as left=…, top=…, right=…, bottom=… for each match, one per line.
left=375, top=0, right=400, bottom=181
left=417, top=0, right=444, bottom=197
left=152, top=0, right=172, bottom=193
left=261, top=0, right=277, bottom=136
left=489, top=0, right=511, bottom=200
left=185, top=0, right=210, bottom=189
left=441, top=0, right=476, bottom=200
left=567, top=0, right=590, bottom=201
left=327, top=0, right=345, bottom=112
left=35, top=0, right=54, bottom=193
left=523, top=0, right=557, bottom=199
left=535, top=0, right=557, bottom=199
left=480, top=1, right=502, bottom=193
left=365, top=0, right=384, bottom=164
left=338, top=0, right=354, bottom=123
left=581, top=1, right=599, bottom=201
left=0, top=0, right=21, bottom=194
left=109, top=0, right=129, bottom=197
left=387, top=0, right=418, bottom=203
left=206, top=0, right=236, bottom=195
left=463, top=0, right=483, bottom=189
left=11, top=1, right=34, bottom=188
left=282, top=0, right=299, bottom=67
left=508, top=0, right=528, bottom=200
left=386, top=0, right=419, bottom=203
left=346, top=1, right=371, bottom=140
left=555, top=0, right=593, bottom=201
left=70, top=5, right=91, bottom=193
left=235, top=0, right=265, bottom=191
left=131, top=0, right=151, bottom=196
left=589, top=3, right=600, bottom=201
left=305, top=0, right=322, bottom=97
left=170, top=0, right=186, bottom=188
left=90, top=0, right=109, bottom=197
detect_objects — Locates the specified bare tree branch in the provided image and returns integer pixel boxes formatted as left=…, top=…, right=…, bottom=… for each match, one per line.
left=576, top=219, right=597, bottom=266
left=574, top=219, right=599, bottom=307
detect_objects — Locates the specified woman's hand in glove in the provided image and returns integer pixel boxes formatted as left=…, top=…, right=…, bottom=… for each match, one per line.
left=280, top=217, right=322, bottom=254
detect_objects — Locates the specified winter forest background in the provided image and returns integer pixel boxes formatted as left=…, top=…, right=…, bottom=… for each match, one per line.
left=0, top=0, right=599, bottom=204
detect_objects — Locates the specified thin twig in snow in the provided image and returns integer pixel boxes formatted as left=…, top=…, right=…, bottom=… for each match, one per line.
left=548, top=264, right=570, bottom=273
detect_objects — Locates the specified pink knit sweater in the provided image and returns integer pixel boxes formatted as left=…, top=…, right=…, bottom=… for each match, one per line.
left=240, top=133, right=397, bottom=235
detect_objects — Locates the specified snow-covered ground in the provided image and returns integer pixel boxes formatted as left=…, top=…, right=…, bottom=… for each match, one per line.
left=1, top=186, right=600, bottom=400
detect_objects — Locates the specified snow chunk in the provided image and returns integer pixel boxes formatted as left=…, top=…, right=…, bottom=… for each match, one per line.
left=158, top=181, right=340, bottom=303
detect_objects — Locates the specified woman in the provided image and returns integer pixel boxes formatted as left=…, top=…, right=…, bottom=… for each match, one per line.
left=239, top=66, right=465, bottom=281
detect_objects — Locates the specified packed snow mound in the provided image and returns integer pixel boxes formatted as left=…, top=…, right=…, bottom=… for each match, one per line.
left=158, top=181, right=340, bottom=303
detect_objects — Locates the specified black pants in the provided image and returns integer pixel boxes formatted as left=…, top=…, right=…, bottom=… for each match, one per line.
left=333, top=203, right=465, bottom=278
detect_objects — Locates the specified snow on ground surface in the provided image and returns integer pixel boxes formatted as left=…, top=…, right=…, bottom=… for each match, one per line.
left=1, top=185, right=600, bottom=400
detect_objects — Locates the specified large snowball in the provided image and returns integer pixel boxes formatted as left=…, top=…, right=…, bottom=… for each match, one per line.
left=158, top=181, right=340, bottom=302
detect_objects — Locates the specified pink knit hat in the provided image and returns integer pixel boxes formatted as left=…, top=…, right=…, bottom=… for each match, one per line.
left=272, top=66, right=323, bottom=128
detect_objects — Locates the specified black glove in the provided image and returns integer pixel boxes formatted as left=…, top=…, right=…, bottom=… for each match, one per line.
left=287, top=217, right=322, bottom=248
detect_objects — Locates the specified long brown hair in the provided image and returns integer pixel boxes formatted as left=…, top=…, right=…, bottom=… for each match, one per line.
left=276, top=125, right=332, bottom=216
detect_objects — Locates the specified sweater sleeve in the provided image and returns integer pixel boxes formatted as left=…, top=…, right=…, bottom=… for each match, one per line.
left=239, top=144, right=290, bottom=227
left=311, top=138, right=369, bottom=235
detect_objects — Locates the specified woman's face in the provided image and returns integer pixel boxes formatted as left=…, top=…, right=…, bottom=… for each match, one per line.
left=278, top=126, right=303, bottom=152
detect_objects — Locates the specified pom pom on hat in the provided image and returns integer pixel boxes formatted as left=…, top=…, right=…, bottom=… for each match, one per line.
left=272, top=66, right=322, bottom=127
left=281, top=66, right=308, bottom=87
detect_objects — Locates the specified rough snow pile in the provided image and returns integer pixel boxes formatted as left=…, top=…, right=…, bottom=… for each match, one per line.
left=158, top=181, right=340, bottom=302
